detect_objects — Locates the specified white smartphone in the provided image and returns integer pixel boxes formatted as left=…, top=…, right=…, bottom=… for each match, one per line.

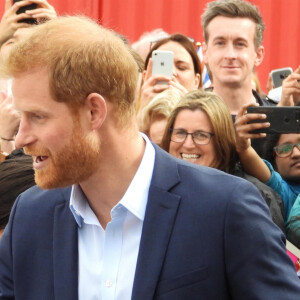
left=271, top=67, right=293, bottom=88
left=152, top=50, right=174, bottom=85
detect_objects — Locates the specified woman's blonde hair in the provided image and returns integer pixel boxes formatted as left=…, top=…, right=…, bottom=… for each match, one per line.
left=140, top=89, right=181, bottom=136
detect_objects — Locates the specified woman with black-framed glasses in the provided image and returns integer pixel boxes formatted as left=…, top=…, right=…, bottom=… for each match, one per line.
left=235, top=104, right=300, bottom=247
left=136, top=33, right=202, bottom=127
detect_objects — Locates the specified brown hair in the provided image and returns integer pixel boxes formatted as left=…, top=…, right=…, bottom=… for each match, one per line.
left=161, top=90, right=238, bottom=173
left=201, top=0, right=265, bottom=48
left=0, top=16, right=139, bottom=125
left=144, top=33, right=202, bottom=83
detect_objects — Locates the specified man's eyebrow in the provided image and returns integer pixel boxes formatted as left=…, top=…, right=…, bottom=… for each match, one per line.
left=212, top=36, right=225, bottom=40
left=21, top=108, right=52, bottom=116
left=235, top=37, right=248, bottom=42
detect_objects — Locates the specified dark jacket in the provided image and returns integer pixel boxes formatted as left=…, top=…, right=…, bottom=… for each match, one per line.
left=1, top=146, right=299, bottom=299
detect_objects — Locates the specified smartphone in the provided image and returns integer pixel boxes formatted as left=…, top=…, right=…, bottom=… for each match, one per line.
left=13, top=0, right=37, bottom=24
left=271, top=67, right=293, bottom=88
left=152, top=50, right=174, bottom=85
left=247, top=106, right=300, bottom=134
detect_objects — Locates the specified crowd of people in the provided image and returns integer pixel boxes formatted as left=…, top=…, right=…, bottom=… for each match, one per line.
left=0, top=0, right=300, bottom=299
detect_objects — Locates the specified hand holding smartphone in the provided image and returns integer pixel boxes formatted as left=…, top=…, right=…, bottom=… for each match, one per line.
left=151, top=50, right=174, bottom=85
left=247, top=106, right=300, bottom=134
left=13, top=0, right=37, bottom=24
left=271, top=67, right=293, bottom=88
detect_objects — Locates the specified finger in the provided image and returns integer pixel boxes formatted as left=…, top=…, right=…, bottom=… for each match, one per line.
left=237, top=102, right=258, bottom=117
left=28, top=0, right=54, bottom=8
left=245, top=112, right=267, bottom=122
left=25, top=8, right=55, bottom=15
left=235, top=111, right=266, bottom=129
left=168, top=80, right=187, bottom=93
left=143, top=75, right=171, bottom=89
left=144, top=58, right=153, bottom=81
left=14, top=12, right=34, bottom=22
left=11, top=0, right=34, bottom=13
left=30, top=12, right=56, bottom=21
left=153, top=83, right=169, bottom=93
left=236, top=122, right=269, bottom=139
left=5, top=0, right=12, bottom=11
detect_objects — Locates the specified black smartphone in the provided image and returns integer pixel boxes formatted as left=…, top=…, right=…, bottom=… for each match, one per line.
left=13, top=0, right=37, bottom=24
left=247, top=106, right=300, bottom=134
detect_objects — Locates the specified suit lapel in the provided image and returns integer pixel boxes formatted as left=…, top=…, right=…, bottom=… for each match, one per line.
left=132, top=147, right=181, bottom=300
left=53, top=188, right=79, bottom=300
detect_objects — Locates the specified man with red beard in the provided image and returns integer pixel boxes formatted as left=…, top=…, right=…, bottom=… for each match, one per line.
left=0, top=16, right=300, bottom=300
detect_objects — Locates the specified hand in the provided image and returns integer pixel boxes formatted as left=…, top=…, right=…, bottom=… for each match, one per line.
left=0, top=0, right=57, bottom=48
left=24, top=0, right=57, bottom=24
left=139, top=58, right=189, bottom=111
left=138, top=58, right=171, bottom=112
left=0, top=0, right=33, bottom=47
left=234, top=103, right=269, bottom=153
left=0, top=92, right=20, bottom=141
left=168, top=75, right=188, bottom=96
left=278, top=66, right=300, bottom=106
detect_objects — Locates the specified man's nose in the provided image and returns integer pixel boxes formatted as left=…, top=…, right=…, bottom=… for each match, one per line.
left=15, top=119, right=36, bottom=149
left=224, top=44, right=237, bottom=59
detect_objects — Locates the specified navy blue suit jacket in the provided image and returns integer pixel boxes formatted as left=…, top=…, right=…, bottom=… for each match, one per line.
left=1, top=146, right=300, bottom=299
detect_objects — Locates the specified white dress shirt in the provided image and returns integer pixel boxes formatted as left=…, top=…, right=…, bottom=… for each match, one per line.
left=70, top=133, right=155, bottom=300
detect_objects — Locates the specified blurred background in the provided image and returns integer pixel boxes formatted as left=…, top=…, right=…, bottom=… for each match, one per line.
left=1, top=0, right=299, bottom=93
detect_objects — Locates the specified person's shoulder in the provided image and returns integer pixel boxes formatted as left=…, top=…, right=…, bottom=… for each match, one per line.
left=252, top=89, right=277, bottom=106
left=17, top=185, right=71, bottom=209
left=154, top=144, right=251, bottom=189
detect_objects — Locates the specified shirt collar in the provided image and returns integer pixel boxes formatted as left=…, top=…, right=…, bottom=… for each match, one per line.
left=69, top=133, right=155, bottom=226
left=119, top=133, right=155, bottom=221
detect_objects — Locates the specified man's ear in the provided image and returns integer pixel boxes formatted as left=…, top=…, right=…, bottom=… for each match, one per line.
left=85, top=93, right=107, bottom=130
left=202, top=42, right=208, bottom=64
left=254, top=45, right=264, bottom=67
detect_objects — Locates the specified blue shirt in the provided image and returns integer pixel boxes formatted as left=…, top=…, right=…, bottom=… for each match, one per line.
left=69, top=133, right=155, bottom=300
left=264, top=160, right=300, bottom=222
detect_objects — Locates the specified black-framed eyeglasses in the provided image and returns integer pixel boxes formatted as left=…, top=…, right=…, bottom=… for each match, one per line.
left=273, top=142, right=300, bottom=158
left=170, top=128, right=214, bottom=145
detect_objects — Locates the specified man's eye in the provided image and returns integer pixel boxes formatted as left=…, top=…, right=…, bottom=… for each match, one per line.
left=236, top=42, right=246, bottom=47
left=31, top=114, right=44, bottom=121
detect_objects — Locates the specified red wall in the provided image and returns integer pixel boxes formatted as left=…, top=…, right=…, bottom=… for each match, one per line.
left=1, top=0, right=299, bottom=93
